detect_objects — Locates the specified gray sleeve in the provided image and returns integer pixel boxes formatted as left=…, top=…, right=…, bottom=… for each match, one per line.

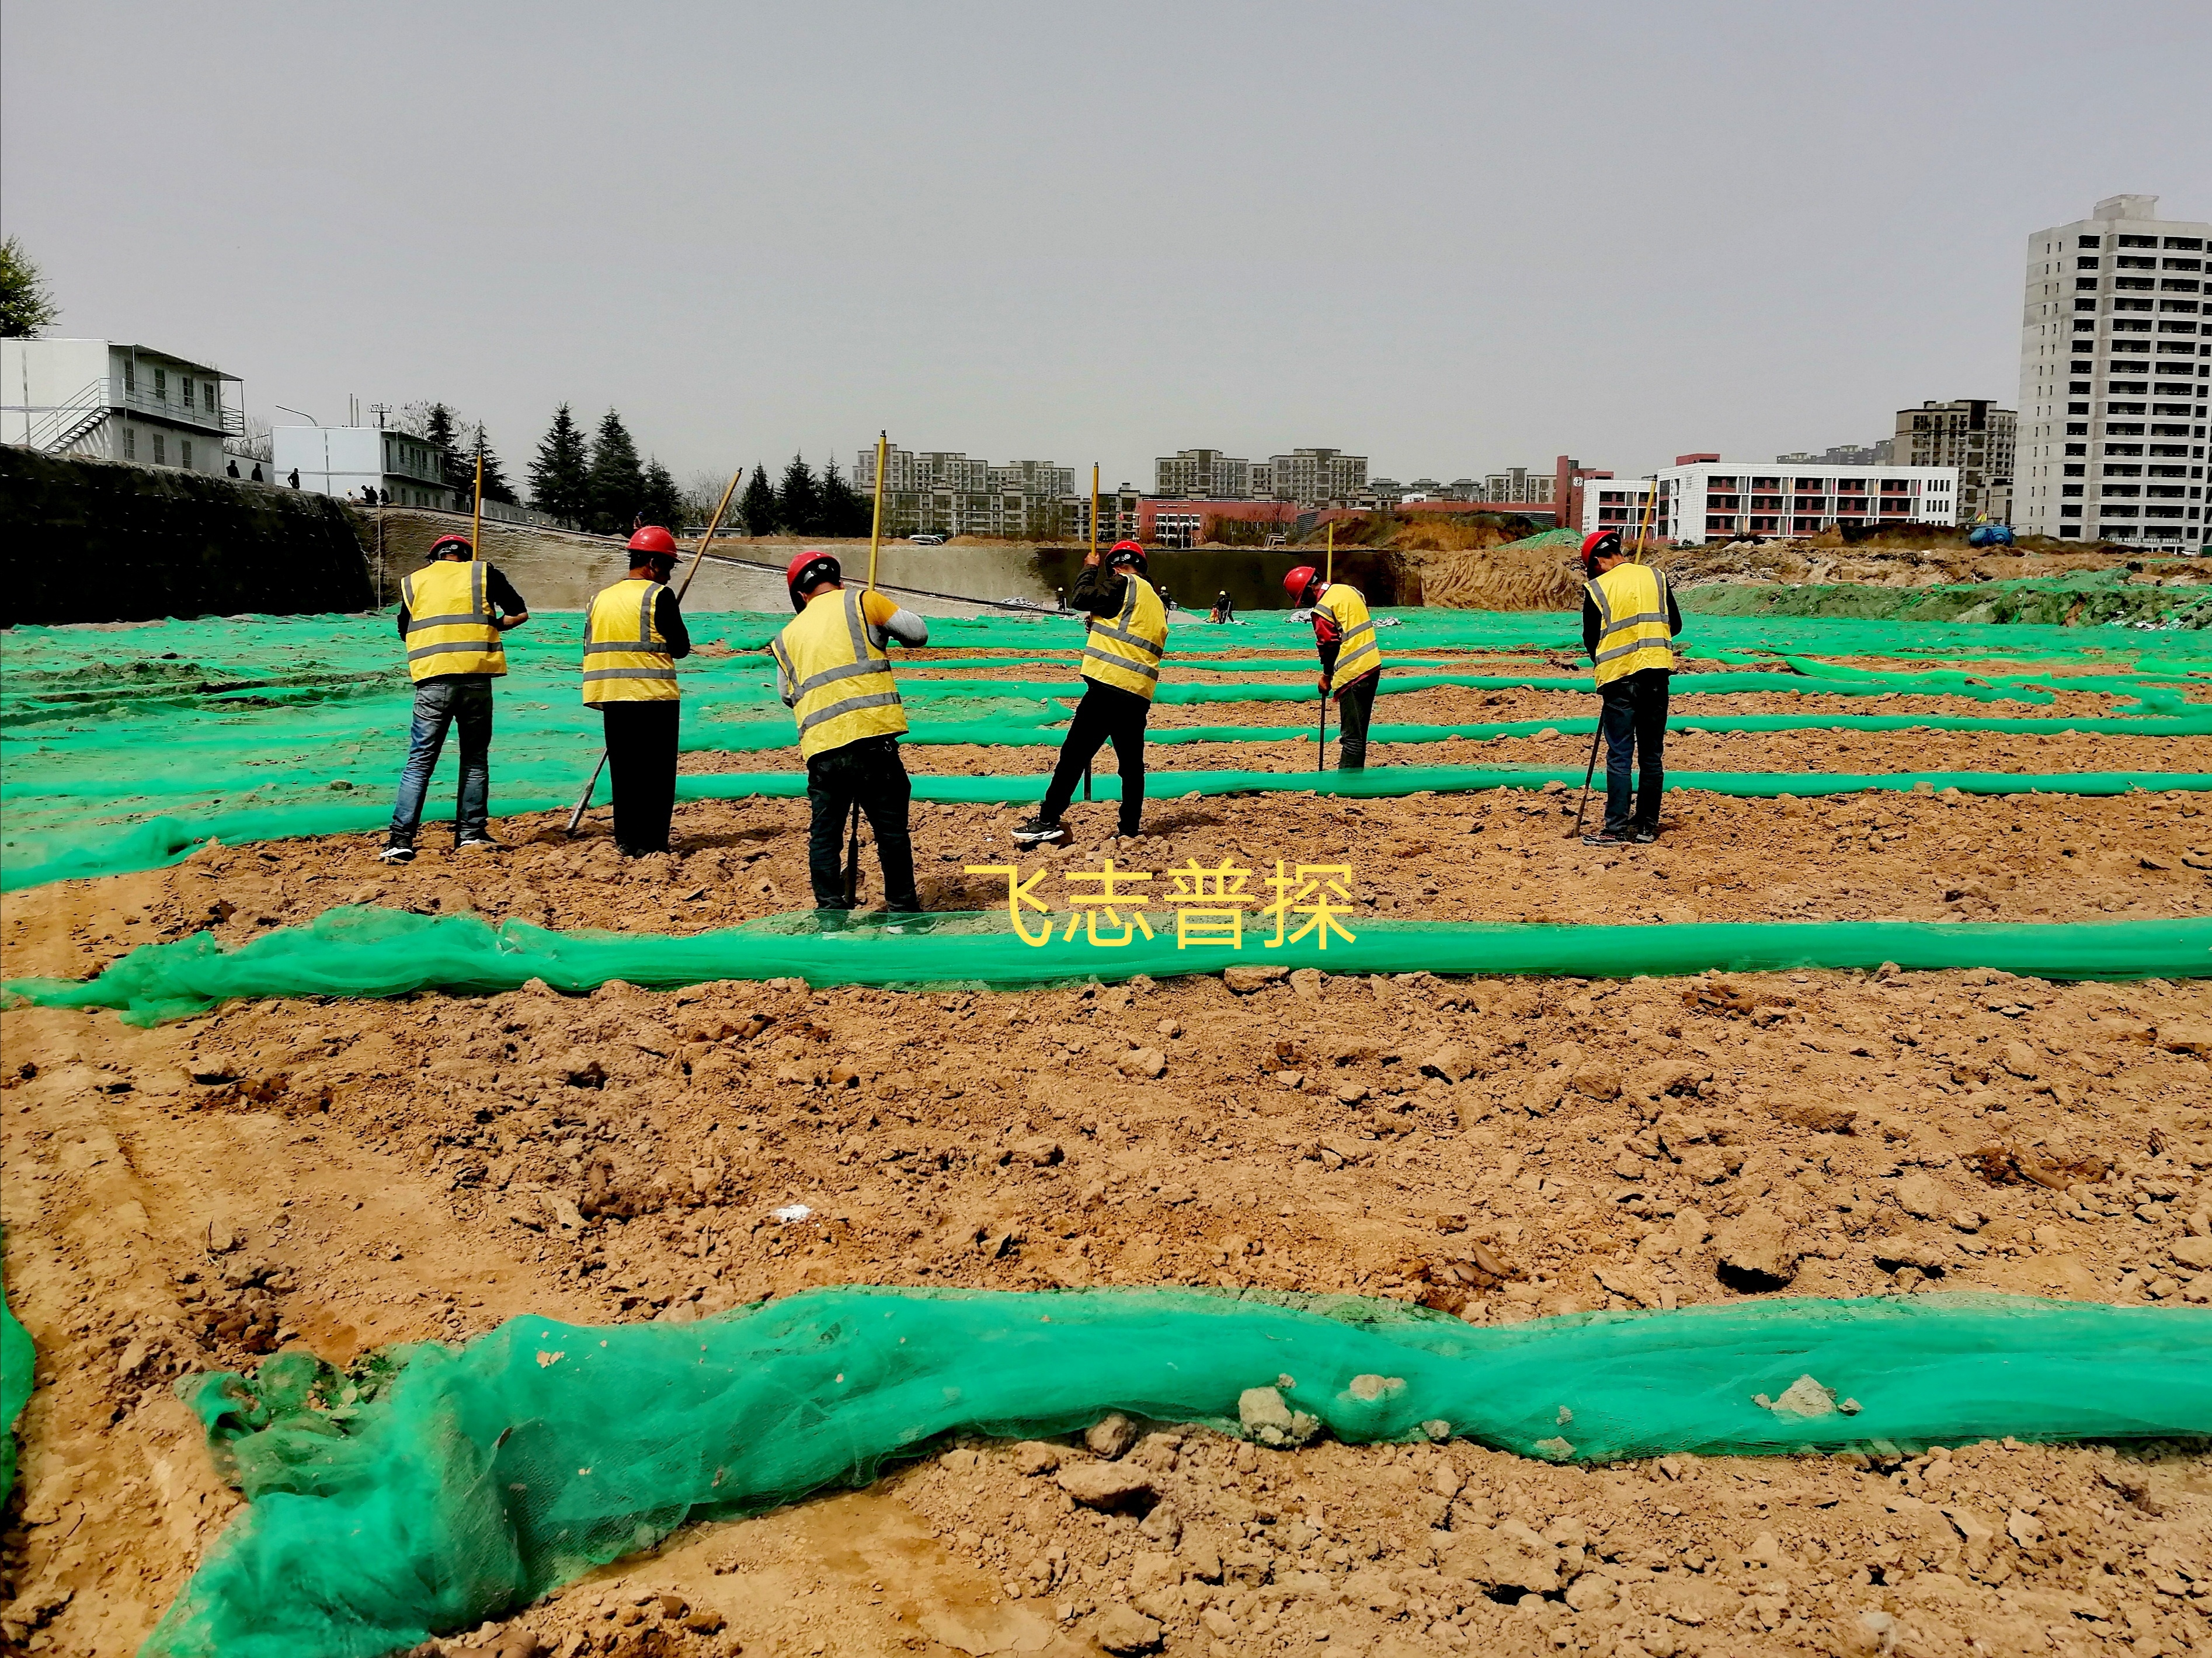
left=880, top=606, right=928, bottom=647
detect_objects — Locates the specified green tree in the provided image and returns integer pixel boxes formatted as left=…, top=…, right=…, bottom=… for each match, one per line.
left=528, top=404, right=592, bottom=524
left=820, top=455, right=873, bottom=538
left=778, top=453, right=823, bottom=538
left=739, top=463, right=781, bottom=535
left=640, top=457, right=685, bottom=530
left=419, top=402, right=471, bottom=498
left=586, top=408, right=646, bottom=534
left=0, top=236, right=60, bottom=337
left=464, top=422, right=519, bottom=506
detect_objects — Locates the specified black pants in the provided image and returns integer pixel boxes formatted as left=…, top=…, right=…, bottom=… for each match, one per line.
left=806, top=735, right=919, bottom=910
left=1042, top=680, right=1150, bottom=834
left=1599, top=667, right=1670, bottom=834
left=1333, top=668, right=1379, bottom=771
left=601, top=701, right=680, bottom=855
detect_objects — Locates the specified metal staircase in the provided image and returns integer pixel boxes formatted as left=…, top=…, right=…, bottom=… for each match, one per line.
left=25, top=379, right=112, bottom=452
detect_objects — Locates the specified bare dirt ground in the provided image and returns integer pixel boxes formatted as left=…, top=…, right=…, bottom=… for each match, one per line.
left=5, top=681, right=2212, bottom=1656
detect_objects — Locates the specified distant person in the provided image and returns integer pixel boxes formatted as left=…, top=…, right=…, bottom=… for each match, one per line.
left=250, top=463, right=264, bottom=483
left=1014, top=540, right=1164, bottom=845
left=584, top=527, right=692, bottom=857
left=1578, top=529, right=1682, bottom=847
left=1210, top=590, right=1234, bottom=624
left=225, top=459, right=239, bottom=479
left=287, top=467, right=300, bottom=489
left=382, top=534, right=530, bottom=863
left=771, top=549, right=929, bottom=913
left=1285, top=565, right=1382, bottom=771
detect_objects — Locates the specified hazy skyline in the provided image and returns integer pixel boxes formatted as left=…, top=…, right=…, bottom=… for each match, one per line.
left=5, top=1, right=2207, bottom=492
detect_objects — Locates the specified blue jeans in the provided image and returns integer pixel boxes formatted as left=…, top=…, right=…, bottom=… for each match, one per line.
left=1599, top=667, right=1669, bottom=834
left=389, top=674, right=493, bottom=844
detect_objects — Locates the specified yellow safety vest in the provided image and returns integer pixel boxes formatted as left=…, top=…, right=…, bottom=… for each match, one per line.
left=1585, top=562, right=1675, bottom=687
left=1081, top=572, right=1168, bottom=702
left=1315, top=583, right=1381, bottom=694
left=399, top=560, right=506, bottom=681
left=770, top=587, right=909, bottom=761
left=583, top=577, right=679, bottom=705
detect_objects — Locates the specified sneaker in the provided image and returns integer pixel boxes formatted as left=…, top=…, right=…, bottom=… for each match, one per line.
left=1631, top=825, right=1658, bottom=845
left=457, top=833, right=501, bottom=851
left=1010, top=814, right=1068, bottom=846
left=378, top=842, right=415, bottom=864
left=1582, top=831, right=1629, bottom=848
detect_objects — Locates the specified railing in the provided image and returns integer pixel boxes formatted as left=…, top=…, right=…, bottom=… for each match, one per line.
left=113, top=383, right=242, bottom=435
left=20, top=380, right=112, bottom=452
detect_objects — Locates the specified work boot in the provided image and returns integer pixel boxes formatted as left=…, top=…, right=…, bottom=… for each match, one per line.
left=378, top=841, right=415, bottom=865
left=1336, top=739, right=1367, bottom=772
left=1583, top=829, right=1629, bottom=848
left=457, top=832, right=501, bottom=851
left=1632, top=824, right=1659, bottom=845
left=1011, top=814, right=1068, bottom=846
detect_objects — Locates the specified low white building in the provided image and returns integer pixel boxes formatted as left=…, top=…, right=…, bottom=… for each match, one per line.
left=1582, top=460, right=1959, bottom=545
left=1, top=337, right=242, bottom=473
left=273, top=424, right=455, bottom=509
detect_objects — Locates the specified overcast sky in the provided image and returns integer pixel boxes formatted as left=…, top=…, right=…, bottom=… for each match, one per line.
left=5, top=1, right=2207, bottom=490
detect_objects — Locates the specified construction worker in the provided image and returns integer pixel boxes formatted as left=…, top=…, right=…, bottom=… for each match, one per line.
left=771, top=551, right=930, bottom=913
left=583, top=526, right=691, bottom=857
left=1285, top=564, right=1382, bottom=771
left=1579, top=528, right=1683, bottom=847
left=1014, top=539, right=1166, bottom=845
left=382, top=532, right=530, bottom=863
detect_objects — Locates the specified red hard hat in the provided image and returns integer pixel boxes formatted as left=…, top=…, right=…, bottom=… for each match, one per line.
left=1581, top=530, right=1621, bottom=570
left=785, top=549, right=841, bottom=611
left=428, top=533, right=473, bottom=559
left=1284, top=565, right=1319, bottom=605
left=1107, top=539, right=1147, bottom=573
left=628, top=525, right=680, bottom=557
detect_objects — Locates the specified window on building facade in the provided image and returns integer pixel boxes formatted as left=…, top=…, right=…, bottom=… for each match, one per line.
left=181, top=440, right=192, bottom=469
left=123, top=426, right=135, bottom=459
left=154, top=368, right=167, bottom=399
left=152, top=433, right=166, bottom=464
left=123, top=358, right=135, bottom=393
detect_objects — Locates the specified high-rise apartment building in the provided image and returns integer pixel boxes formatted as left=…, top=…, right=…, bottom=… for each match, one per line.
left=853, top=444, right=1074, bottom=538
left=1889, top=400, right=2016, bottom=527
left=1154, top=448, right=1253, bottom=499
left=1262, top=447, right=1366, bottom=505
left=2016, top=194, right=2208, bottom=549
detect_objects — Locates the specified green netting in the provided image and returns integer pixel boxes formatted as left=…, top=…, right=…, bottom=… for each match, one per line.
left=1, top=1241, right=31, bottom=1509
left=145, top=1287, right=2212, bottom=1658
left=5, top=608, right=2207, bottom=896
left=10, top=907, right=2205, bottom=1025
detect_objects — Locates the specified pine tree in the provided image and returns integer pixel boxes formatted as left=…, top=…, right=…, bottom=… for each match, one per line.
left=527, top=404, right=592, bottom=524
left=820, top=456, right=873, bottom=538
left=739, top=463, right=781, bottom=536
left=0, top=236, right=60, bottom=337
left=464, top=422, right=519, bottom=505
left=778, top=453, right=823, bottom=538
left=418, top=403, right=472, bottom=499
left=641, top=458, right=684, bottom=531
left=586, top=409, right=646, bottom=534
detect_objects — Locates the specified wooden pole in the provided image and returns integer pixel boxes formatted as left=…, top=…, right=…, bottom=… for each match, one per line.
left=470, top=447, right=484, bottom=559
left=673, top=466, right=746, bottom=602
left=565, top=464, right=746, bottom=835
left=1084, top=463, right=1098, bottom=802
left=867, top=430, right=888, bottom=591
left=1326, top=519, right=1334, bottom=585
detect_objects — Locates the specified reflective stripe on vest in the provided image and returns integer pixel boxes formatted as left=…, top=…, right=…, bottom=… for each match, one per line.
left=771, top=587, right=909, bottom=761
left=399, top=560, right=506, bottom=681
left=1317, top=584, right=1382, bottom=693
left=1081, top=573, right=1168, bottom=702
left=1585, top=562, right=1675, bottom=687
left=582, top=578, right=679, bottom=704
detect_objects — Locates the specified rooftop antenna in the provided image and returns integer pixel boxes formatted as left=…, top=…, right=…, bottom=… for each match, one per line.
left=368, top=402, right=391, bottom=430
